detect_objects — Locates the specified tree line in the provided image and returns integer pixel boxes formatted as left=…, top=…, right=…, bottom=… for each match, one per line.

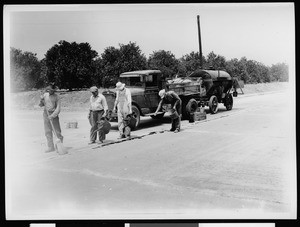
left=10, top=40, right=289, bottom=92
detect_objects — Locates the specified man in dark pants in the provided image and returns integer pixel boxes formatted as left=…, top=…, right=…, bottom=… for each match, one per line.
left=88, top=86, right=108, bottom=144
left=39, top=84, right=64, bottom=152
left=154, top=89, right=182, bottom=133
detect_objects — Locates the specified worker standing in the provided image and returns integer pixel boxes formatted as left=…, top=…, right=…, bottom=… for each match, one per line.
left=154, top=89, right=182, bottom=133
left=39, top=83, right=64, bottom=152
left=113, top=82, right=132, bottom=139
left=88, top=86, right=108, bottom=144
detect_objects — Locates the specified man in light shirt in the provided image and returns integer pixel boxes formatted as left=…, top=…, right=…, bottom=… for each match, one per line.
left=39, top=84, right=64, bottom=153
left=113, top=82, right=132, bottom=139
left=88, top=86, right=108, bottom=144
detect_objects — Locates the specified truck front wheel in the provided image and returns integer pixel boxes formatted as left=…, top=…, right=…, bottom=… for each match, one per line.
left=209, top=95, right=219, bottom=114
left=131, top=105, right=141, bottom=130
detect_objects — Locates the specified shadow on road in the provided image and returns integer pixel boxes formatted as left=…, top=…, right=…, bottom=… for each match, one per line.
left=110, top=106, right=241, bottom=132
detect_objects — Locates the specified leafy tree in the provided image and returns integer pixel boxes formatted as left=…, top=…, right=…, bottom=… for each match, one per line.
left=119, top=42, right=148, bottom=72
left=238, top=57, right=250, bottom=83
left=180, top=51, right=205, bottom=76
left=246, top=60, right=261, bottom=83
left=225, top=58, right=240, bottom=78
left=98, top=42, right=147, bottom=88
left=45, top=40, right=98, bottom=90
left=270, top=63, right=289, bottom=82
left=205, top=51, right=226, bottom=69
left=257, top=62, right=271, bottom=83
left=10, top=47, right=42, bottom=91
left=243, top=60, right=270, bottom=83
left=148, top=50, right=179, bottom=78
left=35, top=58, right=48, bottom=88
left=97, top=46, right=122, bottom=88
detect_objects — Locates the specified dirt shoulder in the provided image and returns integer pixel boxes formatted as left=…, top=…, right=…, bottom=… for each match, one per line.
left=9, top=82, right=289, bottom=112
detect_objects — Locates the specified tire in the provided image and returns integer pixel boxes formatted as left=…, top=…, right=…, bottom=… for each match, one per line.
left=150, top=113, right=165, bottom=119
left=224, top=93, right=233, bottom=110
left=208, top=95, right=218, bottom=114
left=185, top=98, right=198, bottom=117
left=131, top=105, right=141, bottom=130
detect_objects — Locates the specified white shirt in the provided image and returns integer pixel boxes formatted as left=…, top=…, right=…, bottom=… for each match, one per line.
left=90, top=93, right=108, bottom=111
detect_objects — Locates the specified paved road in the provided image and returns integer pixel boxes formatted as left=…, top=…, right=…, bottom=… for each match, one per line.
left=5, top=90, right=296, bottom=220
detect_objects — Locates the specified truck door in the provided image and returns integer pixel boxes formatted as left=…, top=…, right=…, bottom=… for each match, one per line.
left=144, top=73, right=160, bottom=109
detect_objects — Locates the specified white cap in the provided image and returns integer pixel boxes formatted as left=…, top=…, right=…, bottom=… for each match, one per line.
left=159, top=89, right=166, bottom=98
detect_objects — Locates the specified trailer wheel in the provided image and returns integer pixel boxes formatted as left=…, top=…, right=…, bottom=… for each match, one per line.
left=186, top=98, right=198, bottom=117
left=131, top=105, right=140, bottom=130
left=209, top=95, right=219, bottom=114
left=224, top=93, right=233, bottom=110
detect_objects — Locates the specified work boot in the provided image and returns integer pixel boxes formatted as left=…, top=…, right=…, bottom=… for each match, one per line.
left=118, top=134, right=125, bottom=139
left=45, top=147, right=55, bottom=153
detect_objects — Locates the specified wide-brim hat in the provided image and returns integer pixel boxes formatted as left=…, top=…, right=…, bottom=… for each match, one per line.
left=115, top=82, right=125, bottom=90
left=90, top=86, right=98, bottom=93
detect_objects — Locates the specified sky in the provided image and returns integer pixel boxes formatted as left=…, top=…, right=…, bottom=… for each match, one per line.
left=4, top=3, right=295, bottom=67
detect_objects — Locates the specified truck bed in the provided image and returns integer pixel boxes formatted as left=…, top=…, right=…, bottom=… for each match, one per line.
left=166, top=82, right=206, bottom=97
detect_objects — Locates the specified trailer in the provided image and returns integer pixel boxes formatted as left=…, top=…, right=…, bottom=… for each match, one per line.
left=165, top=69, right=238, bottom=119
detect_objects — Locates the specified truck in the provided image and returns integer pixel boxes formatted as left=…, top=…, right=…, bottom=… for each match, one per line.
left=103, top=68, right=238, bottom=129
left=103, top=70, right=166, bottom=129
left=166, top=68, right=238, bottom=118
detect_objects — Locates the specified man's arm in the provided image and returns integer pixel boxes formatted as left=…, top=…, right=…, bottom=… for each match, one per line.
left=101, top=95, right=108, bottom=117
left=126, top=89, right=132, bottom=113
left=171, top=91, right=181, bottom=109
left=88, top=96, right=92, bottom=119
left=113, top=91, right=119, bottom=112
left=49, top=95, right=61, bottom=119
left=39, top=92, right=45, bottom=107
left=154, top=99, right=164, bottom=115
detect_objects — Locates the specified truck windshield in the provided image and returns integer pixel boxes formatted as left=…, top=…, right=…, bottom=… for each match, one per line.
left=120, top=76, right=143, bottom=87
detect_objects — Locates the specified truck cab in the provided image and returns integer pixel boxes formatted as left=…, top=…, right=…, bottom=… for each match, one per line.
left=103, top=70, right=165, bottom=129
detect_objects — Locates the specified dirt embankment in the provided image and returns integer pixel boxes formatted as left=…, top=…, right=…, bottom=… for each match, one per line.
left=9, top=82, right=289, bottom=111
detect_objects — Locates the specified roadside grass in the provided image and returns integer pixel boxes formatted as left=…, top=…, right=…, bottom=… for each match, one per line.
left=9, top=82, right=289, bottom=111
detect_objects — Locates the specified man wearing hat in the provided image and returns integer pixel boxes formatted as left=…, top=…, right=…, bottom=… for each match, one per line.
left=88, top=86, right=108, bottom=144
left=154, top=89, right=182, bottom=133
left=39, top=83, right=64, bottom=152
left=113, top=82, right=132, bottom=138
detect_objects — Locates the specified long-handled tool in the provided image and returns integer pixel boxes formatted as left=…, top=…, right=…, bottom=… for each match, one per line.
left=46, top=110, right=67, bottom=155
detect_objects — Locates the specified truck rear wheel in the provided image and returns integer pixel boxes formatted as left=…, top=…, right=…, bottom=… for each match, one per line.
left=185, top=98, right=198, bottom=118
left=131, top=105, right=140, bottom=130
left=209, top=95, right=218, bottom=114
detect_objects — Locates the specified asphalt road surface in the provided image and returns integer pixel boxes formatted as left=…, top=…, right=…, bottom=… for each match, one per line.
left=5, top=89, right=296, bottom=220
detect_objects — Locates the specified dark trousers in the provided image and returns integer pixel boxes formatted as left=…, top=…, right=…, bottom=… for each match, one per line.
left=90, top=110, right=105, bottom=142
left=171, top=117, right=181, bottom=131
left=43, top=110, right=63, bottom=148
left=171, top=102, right=182, bottom=130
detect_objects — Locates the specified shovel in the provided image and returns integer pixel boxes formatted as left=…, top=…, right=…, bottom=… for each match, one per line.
left=46, top=110, right=67, bottom=155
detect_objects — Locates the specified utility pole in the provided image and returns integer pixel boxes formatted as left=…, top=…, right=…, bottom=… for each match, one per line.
left=197, top=15, right=203, bottom=68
